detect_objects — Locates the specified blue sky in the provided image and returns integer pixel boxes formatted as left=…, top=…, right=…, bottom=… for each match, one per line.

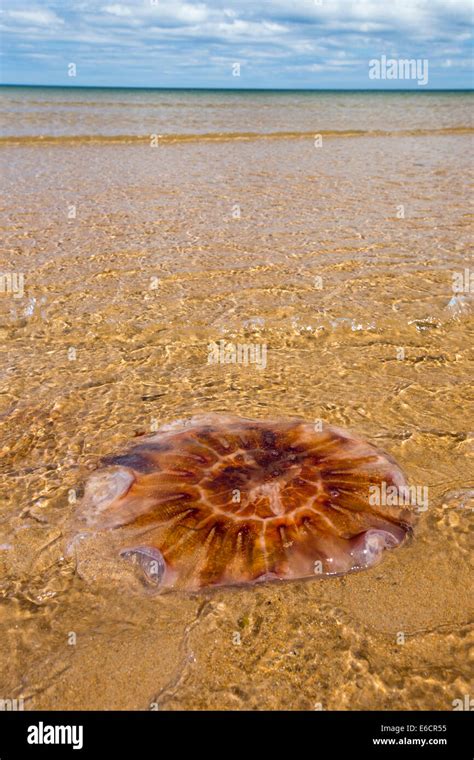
left=0, top=0, right=472, bottom=89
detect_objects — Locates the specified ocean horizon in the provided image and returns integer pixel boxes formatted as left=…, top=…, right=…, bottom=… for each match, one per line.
left=2, top=83, right=473, bottom=91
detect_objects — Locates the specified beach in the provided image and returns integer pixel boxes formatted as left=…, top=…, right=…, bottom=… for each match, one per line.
left=0, top=87, right=472, bottom=710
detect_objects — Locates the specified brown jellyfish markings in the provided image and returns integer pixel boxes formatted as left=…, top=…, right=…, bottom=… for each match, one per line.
left=68, top=414, right=417, bottom=592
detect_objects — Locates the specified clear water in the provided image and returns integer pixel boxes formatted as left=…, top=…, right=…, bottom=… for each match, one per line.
left=0, top=87, right=472, bottom=710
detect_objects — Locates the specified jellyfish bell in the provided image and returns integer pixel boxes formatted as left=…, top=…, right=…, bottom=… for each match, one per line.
left=67, top=414, right=416, bottom=593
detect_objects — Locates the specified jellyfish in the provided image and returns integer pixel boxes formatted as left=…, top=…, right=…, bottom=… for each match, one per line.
left=68, top=414, right=416, bottom=592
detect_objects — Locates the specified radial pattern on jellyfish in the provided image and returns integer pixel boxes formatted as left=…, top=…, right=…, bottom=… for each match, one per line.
left=72, top=414, right=416, bottom=591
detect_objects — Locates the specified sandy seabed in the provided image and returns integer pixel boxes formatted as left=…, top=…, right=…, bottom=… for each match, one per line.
left=0, top=132, right=472, bottom=710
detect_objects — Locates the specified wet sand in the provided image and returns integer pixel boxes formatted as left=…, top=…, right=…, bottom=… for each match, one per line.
left=0, top=124, right=473, bottom=709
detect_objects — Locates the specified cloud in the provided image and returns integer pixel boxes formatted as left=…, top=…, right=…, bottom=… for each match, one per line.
left=7, top=8, right=64, bottom=26
left=103, top=4, right=133, bottom=17
left=0, top=0, right=472, bottom=87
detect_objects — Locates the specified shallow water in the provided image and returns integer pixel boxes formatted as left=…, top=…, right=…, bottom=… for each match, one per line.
left=0, top=89, right=473, bottom=710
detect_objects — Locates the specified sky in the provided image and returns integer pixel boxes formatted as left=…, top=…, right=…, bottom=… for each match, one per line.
left=0, top=0, right=472, bottom=89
